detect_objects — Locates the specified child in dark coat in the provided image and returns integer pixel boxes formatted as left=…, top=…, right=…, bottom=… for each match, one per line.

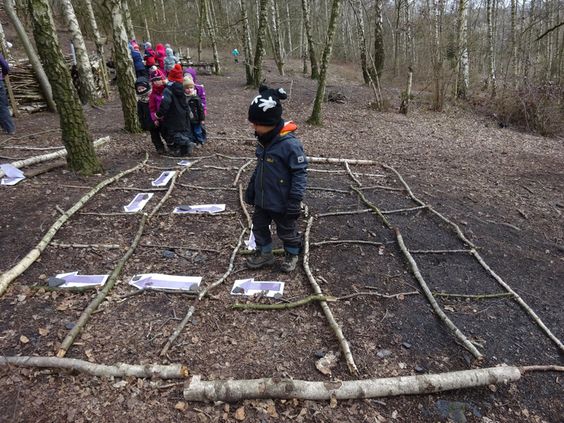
left=183, top=75, right=206, bottom=145
left=244, top=85, right=308, bottom=273
left=135, top=77, right=165, bottom=154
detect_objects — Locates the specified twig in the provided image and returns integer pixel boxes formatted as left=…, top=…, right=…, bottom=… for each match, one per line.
left=381, top=205, right=428, bottom=215
left=0, top=356, right=189, bottom=379
left=471, top=249, right=564, bottom=353
left=160, top=228, right=247, bottom=356
left=350, top=186, right=392, bottom=228
left=79, top=212, right=139, bottom=216
left=233, top=294, right=336, bottom=310
left=317, top=209, right=371, bottom=218
left=410, top=249, right=472, bottom=254
left=2, top=145, right=64, bottom=151
left=239, top=184, right=252, bottom=229
left=0, top=156, right=148, bottom=297
left=0, top=129, right=60, bottom=147
left=139, top=243, right=219, bottom=254
left=433, top=292, right=513, bottom=300
left=177, top=182, right=237, bottom=191
left=395, top=228, right=482, bottom=359
left=200, top=165, right=239, bottom=171
left=214, top=153, right=254, bottom=160
left=307, top=186, right=351, bottom=194
left=359, top=185, right=404, bottom=192
left=303, top=215, right=359, bottom=375
left=51, top=242, right=121, bottom=249
left=344, top=161, right=362, bottom=187
left=520, top=365, right=564, bottom=373
left=60, top=184, right=91, bottom=190
left=311, top=240, right=384, bottom=247
left=383, top=165, right=477, bottom=249
left=233, top=159, right=254, bottom=187
left=108, top=187, right=167, bottom=192
left=57, top=214, right=149, bottom=357
left=337, top=291, right=419, bottom=300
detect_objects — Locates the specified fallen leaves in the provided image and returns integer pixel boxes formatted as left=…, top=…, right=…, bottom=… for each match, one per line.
left=315, top=351, right=339, bottom=376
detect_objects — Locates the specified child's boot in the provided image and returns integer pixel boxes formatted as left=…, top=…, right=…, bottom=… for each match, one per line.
left=246, top=250, right=275, bottom=269
left=281, top=253, right=299, bottom=273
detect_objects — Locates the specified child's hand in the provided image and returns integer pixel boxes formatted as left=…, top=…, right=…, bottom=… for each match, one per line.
left=154, top=120, right=160, bottom=127
left=285, top=200, right=301, bottom=219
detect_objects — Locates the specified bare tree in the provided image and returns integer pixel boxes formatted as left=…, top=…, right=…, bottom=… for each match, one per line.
left=5, top=0, right=56, bottom=112
left=308, top=0, right=343, bottom=125
left=269, top=0, right=285, bottom=75
left=486, top=0, right=497, bottom=97
left=26, top=0, right=103, bottom=175
left=253, top=0, right=269, bottom=87
left=59, top=0, right=98, bottom=104
left=456, top=0, right=469, bottom=98
left=349, top=0, right=370, bottom=84
left=373, top=0, right=385, bottom=78
left=430, top=0, right=444, bottom=110
left=83, top=0, right=110, bottom=98
left=102, top=0, right=140, bottom=132
left=239, top=0, right=254, bottom=85
left=301, top=0, right=319, bottom=79
left=121, top=0, right=136, bottom=41
left=203, top=0, right=221, bottom=74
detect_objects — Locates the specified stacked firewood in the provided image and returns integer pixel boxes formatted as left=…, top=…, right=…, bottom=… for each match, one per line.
left=8, top=55, right=105, bottom=113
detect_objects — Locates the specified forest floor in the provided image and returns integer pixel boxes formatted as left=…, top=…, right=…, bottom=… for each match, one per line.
left=0, top=58, right=562, bottom=423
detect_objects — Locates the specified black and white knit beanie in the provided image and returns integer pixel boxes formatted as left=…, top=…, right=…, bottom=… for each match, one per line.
left=248, top=85, right=288, bottom=125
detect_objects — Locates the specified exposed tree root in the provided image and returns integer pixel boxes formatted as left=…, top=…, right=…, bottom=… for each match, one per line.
left=183, top=366, right=521, bottom=401
left=304, top=215, right=359, bottom=375
left=0, top=356, right=188, bottom=379
left=233, top=294, right=336, bottom=310
left=160, top=228, right=247, bottom=356
left=0, top=156, right=147, bottom=297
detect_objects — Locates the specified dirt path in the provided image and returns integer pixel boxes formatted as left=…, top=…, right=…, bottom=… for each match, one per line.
left=0, top=61, right=562, bottom=422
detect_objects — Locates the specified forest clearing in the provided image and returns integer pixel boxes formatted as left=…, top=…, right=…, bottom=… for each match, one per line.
left=0, top=0, right=563, bottom=422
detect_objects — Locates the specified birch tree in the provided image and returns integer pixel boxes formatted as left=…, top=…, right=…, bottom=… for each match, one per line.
left=301, top=0, right=319, bottom=79
left=102, top=0, right=140, bottom=132
left=83, top=0, right=110, bottom=98
left=430, top=0, right=444, bottom=110
left=269, top=0, right=285, bottom=75
left=240, top=0, right=254, bottom=85
left=252, top=0, right=269, bottom=87
left=121, top=0, right=136, bottom=41
left=5, top=0, right=56, bottom=112
left=456, top=0, right=469, bottom=98
left=308, top=0, right=343, bottom=125
left=373, top=0, right=385, bottom=78
left=203, top=0, right=221, bottom=74
left=486, top=0, right=496, bottom=97
left=59, top=0, right=98, bottom=104
left=26, top=0, right=103, bottom=175
left=350, top=0, right=370, bottom=84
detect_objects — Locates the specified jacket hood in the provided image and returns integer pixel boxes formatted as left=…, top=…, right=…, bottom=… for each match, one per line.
left=185, top=67, right=197, bottom=82
left=165, top=48, right=174, bottom=57
left=280, top=120, right=297, bottom=136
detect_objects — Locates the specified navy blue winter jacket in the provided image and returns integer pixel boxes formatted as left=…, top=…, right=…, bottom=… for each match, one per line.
left=247, top=121, right=308, bottom=213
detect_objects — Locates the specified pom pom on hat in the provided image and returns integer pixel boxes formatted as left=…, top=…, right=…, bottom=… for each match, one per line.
left=168, top=64, right=184, bottom=83
left=150, top=68, right=166, bottom=82
left=183, top=75, right=194, bottom=89
left=248, top=85, right=287, bottom=125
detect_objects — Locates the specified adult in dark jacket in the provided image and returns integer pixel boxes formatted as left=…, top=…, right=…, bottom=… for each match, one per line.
left=244, top=85, right=308, bottom=273
left=155, top=64, right=195, bottom=156
left=0, top=53, right=15, bottom=135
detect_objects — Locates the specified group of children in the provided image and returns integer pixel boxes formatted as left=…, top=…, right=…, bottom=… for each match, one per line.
left=134, top=40, right=207, bottom=157
left=136, top=40, right=308, bottom=272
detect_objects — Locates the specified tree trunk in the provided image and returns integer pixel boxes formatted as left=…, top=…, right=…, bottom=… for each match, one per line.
left=307, top=0, right=342, bottom=125
left=102, top=0, right=141, bottom=133
left=0, top=21, right=19, bottom=117
left=121, top=0, right=136, bottom=41
left=252, top=0, right=269, bottom=87
left=430, top=0, right=443, bottom=110
left=373, top=0, right=385, bottom=78
left=59, top=0, right=98, bottom=105
left=269, top=0, right=285, bottom=75
left=350, top=0, right=370, bottom=84
left=486, top=0, right=496, bottom=97
left=5, top=0, right=56, bottom=112
left=197, top=0, right=204, bottom=62
left=399, top=66, right=413, bottom=114
left=83, top=0, right=110, bottom=99
left=510, top=0, right=517, bottom=83
left=285, top=2, right=293, bottom=55
left=301, top=0, right=319, bottom=79
left=456, top=0, right=469, bottom=98
left=203, top=0, right=221, bottom=74
left=26, top=0, right=103, bottom=175
left=393, top=0, right=402, bottom=77
left=240, top=0, right=254, bottom=85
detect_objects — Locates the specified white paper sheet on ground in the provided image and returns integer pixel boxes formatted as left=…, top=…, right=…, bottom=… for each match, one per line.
left=123, top=193, right=154, bottom=212
left=177, top=160, right=192, bottom=166
left=0, top=164, right=25, bottom=186
left=173, top=204, right=226, bottom=214
left=151, top=170, right=176, bottom=187
left=128, top=273, right=202, bottom=291
left=55, top=272, right=109, bottom=288
left=231, top=278, right=284, bottom=298
left=244, top=230, right=256, bottom=250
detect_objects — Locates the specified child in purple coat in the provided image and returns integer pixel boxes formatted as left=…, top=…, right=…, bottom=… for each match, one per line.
left=184, top=67, right=207, bottom=116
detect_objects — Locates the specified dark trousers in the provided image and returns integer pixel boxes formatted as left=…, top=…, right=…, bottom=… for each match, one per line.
left=150, top=127, right=165, bottom=151
left=252, top=206, right=301, bottom=254
left=0, top=80, right=15, bottom=134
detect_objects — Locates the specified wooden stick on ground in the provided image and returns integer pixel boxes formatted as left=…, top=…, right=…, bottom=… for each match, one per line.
left=307, top=157, right=380, bottom=165
left=233, top=159, right=254, bottom=187
left=57, top=214, right=148, bottom=357
left=233, top=294, right=336, bottom=310
left=307, top=186, right=351, bottom=194
left=303, top=215, right=359, bottom=375
left=184, top=366, right=521, bottom=401
left=317, top=209, right=371, bottom=218
left=238, top=184, right=252, bottom=228
left=51, top=242, right=121, bottom=249
left=350, top=186, right=392, bottom=228
left=0, top=157, right=147, bottom=297
left=471, top=250, right=564, bottom=353
left=177, top=183, right=237, bottom=191
left=395, top=228, right=483, bottom=359
left=311, top=240, right=384, bottom=247
left=160, top=228, right=247, bottom=356
left=0, top=136, right=111, bottom=178
left=344, top=161, right=362, bottom=187
left=381, top=205, right=428, bottom=215
left=0, top=356, right=189, bottom=379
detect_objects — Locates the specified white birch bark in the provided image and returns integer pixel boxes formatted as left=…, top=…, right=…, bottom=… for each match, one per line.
left=486, top=0, right=497, bottom=97
left=456, top=0, right=469, bottom=98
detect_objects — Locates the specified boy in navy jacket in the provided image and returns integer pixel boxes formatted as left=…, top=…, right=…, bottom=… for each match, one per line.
left=244, top=86, right=307, bottom=272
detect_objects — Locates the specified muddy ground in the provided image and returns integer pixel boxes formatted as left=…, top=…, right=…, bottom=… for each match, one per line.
left=0, top=58, right=562, bottom=423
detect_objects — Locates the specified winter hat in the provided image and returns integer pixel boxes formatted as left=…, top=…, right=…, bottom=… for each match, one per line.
left=145, top=56, right=156, bottom=67
left=248, top=85, right=287, bottom=125
left=183, top=75, right=194, bottom=89
left=168, top=64, right=184, bottom=83
left=135, top=77, right=151, bottom=95
left=144, top=42, right=152, bottom=50
left=150, top=68, right=166, bottom=82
